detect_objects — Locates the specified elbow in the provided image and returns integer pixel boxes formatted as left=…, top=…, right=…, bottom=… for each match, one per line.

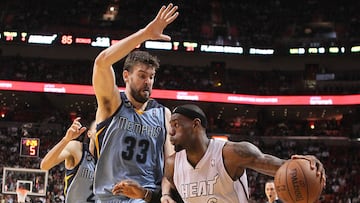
left=94, top=51, right=109, bottom=68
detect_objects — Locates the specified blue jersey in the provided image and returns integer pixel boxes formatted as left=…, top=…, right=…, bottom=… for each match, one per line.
left=65, top=142, right=96, bottom=203
left=94, top=92, right=167, bottom=202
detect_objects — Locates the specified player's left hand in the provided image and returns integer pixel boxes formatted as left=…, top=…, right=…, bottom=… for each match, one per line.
left=291, top=154, right=326, bottom=187
left=64, top=117, right=87, bottom=142
left=112, top=179, right=146, bottom=199
left=143, top=3, right=179, bottom=41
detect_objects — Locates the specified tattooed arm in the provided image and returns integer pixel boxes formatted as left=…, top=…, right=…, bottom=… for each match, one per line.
left=223, top=141, right=285, bottom=179
left=223, top=141, right=325, bottom=182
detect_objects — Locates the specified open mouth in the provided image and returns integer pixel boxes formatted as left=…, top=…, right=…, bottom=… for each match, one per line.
left=142, top=89, right=150, bottom=95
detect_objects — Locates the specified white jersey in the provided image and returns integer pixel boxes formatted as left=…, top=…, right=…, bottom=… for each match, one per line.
left=174, top=139, right=249, bottom=203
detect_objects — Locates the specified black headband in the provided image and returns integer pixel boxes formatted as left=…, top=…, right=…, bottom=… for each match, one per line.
left=172, top=106, right=207, bottom=128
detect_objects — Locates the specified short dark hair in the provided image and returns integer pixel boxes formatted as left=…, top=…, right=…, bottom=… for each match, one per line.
left=172, top=104, right=208, bottom=128
left=123, top=50, right=160, bottom=72
left=265, top=179, right=275, bottom=184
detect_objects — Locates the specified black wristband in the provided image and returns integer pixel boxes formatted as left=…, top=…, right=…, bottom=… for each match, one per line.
left=149, top=188, right=161, bottom=203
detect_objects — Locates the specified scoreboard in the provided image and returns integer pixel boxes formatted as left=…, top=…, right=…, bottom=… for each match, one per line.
left=0, top=31, right=247, bottom=54
left=1, top=30, right=359, bottom=55
left=20, top=138, right=40, bottom=158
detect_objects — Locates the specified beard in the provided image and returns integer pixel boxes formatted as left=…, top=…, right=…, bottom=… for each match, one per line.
left=174, top=144, right=184, bottom=152
left=131, top=86, right=151, bottom=103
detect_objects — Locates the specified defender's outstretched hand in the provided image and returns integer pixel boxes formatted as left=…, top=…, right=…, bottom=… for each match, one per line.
left=143, top=3, right=179, bottom=41
left=64, top=117, right=87, bottom=142
left=112, top=179, right=146, bottom=199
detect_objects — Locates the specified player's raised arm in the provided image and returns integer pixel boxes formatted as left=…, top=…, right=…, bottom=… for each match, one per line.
left=40, top=117, right=86, bottom=170
left=92, top=3, right=179, bottom=122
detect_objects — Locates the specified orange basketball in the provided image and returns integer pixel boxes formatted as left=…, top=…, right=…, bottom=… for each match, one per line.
left=274, top=159, right=324, bottom=203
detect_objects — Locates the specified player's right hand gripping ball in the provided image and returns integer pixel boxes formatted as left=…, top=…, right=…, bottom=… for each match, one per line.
left=274, top=159, right=324, bottom=203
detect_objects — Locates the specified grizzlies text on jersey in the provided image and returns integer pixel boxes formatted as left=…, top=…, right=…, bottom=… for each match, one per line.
left=94, top=92, right=167, bottom=202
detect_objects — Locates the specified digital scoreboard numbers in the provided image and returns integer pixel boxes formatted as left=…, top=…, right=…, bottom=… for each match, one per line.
left=20, top=138, right=40, bottom=157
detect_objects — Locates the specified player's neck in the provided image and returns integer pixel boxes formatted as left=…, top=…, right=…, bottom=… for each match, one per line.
left=186, top=137, right=210, bottom=168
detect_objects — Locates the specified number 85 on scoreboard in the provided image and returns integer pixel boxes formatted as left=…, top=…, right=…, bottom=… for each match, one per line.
left=20, top=138, right=40, bottom=157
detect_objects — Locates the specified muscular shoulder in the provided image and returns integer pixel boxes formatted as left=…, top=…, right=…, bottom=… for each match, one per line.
left=225, top=141, right=261, bottom=157
left=223, top=141, right=263, bottom=168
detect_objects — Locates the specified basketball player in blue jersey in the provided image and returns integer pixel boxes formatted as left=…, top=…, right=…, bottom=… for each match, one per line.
left=161, top=104, right=326, bottom=203
left=40, top=117, right=96, bottom=202
left=92, top=3, right=179, bottom=203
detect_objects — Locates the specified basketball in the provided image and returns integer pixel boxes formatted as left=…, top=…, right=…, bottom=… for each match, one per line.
left=274, top=159, right=324, bottom=203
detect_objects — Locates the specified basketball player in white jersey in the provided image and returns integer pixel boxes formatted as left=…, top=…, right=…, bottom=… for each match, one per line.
left=161, top=104, right=326, bottom=203
left=40, top=117, right=96, bottom=202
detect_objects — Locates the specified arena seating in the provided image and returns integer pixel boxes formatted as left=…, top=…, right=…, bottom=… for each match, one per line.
left=0, top=0, right=359, bottom=202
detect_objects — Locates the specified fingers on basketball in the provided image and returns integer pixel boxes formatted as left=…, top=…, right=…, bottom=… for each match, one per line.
left=274, top=159, right=324, bottom=203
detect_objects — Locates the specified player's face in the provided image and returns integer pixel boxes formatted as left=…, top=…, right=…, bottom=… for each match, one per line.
left=169, top=114, right=194, bottom=152
left=265, top=182, right=277, bottom=200
left=126, top=63, right=155, bottom=103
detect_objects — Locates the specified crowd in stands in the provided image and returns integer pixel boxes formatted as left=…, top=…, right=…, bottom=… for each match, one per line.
left=1, top=0, right=360, bottom=202
left=1, top=0, right=360, bottom=46
left=0, top=123, right=65, bottom=203
left=1, top=56, right=360, bottom=95
left=0, top=119, right=358, bottom=202
left=0, top=55, right=359, bottom=201
left=1, top=55, right=360, bottom=140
